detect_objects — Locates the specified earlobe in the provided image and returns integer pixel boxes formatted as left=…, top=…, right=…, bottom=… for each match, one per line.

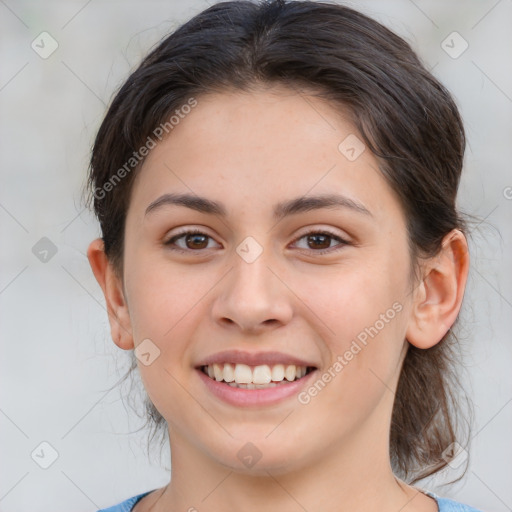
left=86, top=238, right=134, bottom=350
left=406, top=229, right=469, bottom=349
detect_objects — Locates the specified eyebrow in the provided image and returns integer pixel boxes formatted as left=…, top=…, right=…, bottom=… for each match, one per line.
left=144, top=192, right=373, bottom=221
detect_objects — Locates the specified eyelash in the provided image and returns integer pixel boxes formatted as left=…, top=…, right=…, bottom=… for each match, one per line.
left=163, top=228, right=349, bottom=256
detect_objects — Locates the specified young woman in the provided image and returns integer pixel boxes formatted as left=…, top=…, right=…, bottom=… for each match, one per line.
left=86, top=1, right=482, bottom=510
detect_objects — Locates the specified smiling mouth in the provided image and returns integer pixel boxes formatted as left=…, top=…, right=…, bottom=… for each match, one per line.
left=200, top=363, right=316, bottom=389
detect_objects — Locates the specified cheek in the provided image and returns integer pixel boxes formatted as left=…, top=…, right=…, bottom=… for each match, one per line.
left=126, top=264, right=204, bottom=428
left=124, top=250, right=206, bottom=344
left=300, top=255, right=410, bottom=407
left=123, top=254, right=214, bottom=398
left=304, top=257, right=408, bottom=344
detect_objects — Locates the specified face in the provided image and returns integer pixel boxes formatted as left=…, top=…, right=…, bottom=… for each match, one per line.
left=119, top=86, right=416, bottom=474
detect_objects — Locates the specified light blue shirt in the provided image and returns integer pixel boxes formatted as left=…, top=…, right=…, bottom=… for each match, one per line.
left=96, top=489, right=484, bottom=511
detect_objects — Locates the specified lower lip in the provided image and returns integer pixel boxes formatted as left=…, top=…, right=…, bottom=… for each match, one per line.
left=196, top=368, right=317, bottom=407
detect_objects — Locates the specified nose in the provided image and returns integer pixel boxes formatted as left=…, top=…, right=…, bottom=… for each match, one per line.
left=211, top=247, right=294, bottom=334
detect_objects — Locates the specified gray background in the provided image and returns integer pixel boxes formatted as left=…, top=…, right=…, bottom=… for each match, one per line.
left=0, top=1, right=511, bottom=511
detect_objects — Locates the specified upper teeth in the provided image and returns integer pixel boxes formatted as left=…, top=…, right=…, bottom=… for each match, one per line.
left=204, top=363, right=308, bottom=384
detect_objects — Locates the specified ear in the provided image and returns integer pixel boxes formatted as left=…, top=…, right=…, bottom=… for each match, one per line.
left=406, top=229, right=469, bottom=349
left=87, top=238, right=134, bottom=350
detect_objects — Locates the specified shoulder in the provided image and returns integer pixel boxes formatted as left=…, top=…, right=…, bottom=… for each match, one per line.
left=98, top=489, right=485, bottom=512
left=421, top=489, right=484, bottom=512
left=96, top=491, right=153, bottom=512
left=435, top=496, right=484, bottom=512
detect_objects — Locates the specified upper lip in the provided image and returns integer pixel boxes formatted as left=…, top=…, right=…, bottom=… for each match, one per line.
left=195, top=350, right=318, bottom=368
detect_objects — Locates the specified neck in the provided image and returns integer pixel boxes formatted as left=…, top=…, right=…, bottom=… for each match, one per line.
left=146, top=418, right=427, bottom=512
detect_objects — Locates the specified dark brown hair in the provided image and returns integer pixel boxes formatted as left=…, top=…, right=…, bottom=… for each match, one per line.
left=85, top=0, right=473, bottom=483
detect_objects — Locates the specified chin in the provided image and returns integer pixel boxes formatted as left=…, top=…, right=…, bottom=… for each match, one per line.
left=205, top=436, right=309, bottom=476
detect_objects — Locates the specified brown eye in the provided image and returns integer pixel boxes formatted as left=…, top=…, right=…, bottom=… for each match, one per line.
left=306, top=233, right=332, bottom=250
left=164, top=230, right=219, bottom=252
left=183, top=233, right=209, bottom=249
left=293, top=230, right=349, bottom=255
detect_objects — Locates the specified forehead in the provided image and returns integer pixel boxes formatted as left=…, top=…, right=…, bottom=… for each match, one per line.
left=128, top=87, right=404, bottom=226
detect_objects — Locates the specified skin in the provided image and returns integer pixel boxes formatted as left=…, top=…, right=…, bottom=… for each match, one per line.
left=88, top=85, right=469, bottom=512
